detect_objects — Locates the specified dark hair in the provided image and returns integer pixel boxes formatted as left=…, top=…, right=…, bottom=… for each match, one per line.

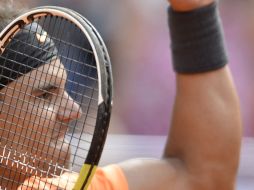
left=0, top=0, right=27, bottom=32
left=0, top=2, right=58, bottom=90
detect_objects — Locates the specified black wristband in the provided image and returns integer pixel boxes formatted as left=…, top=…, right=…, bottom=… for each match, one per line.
left=168, top=2, right=228, bottom=73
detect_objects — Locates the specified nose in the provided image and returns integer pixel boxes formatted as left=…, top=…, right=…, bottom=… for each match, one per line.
left=57, top=91, right=82, bottom=123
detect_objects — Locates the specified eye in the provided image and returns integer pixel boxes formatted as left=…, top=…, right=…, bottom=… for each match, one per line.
left=38, top=92, right=53, bottom=100
left=33, top=85, right=59, bottom=101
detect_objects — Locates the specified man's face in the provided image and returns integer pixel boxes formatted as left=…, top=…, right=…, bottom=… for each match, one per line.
left=0, top=59, right=82, bottom=175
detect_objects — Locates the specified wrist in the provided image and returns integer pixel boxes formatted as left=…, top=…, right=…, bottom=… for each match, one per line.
left=168, top=2, right=228, bottom=73
left=170, top=0, right=215, bottom=12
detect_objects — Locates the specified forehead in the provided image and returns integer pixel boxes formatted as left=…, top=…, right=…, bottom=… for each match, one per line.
left=1, top=59, right=67, bottom=93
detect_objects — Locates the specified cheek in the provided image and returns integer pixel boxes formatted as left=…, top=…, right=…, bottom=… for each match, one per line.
left=0, top=98, right=24, bottom=137
left=0, top=96, right=60, bottom=140
left=5, top=99, right=59, bottom=143
left=0, top=99, right=46, bottom=146
left=28, top=103, right=57, bottom=133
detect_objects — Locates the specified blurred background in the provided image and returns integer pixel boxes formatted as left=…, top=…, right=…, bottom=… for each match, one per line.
left=21, top=0, right=254, bottom=137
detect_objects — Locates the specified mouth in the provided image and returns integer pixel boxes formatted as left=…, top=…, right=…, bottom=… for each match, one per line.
left=51, top=124, right=68, bottom=140
left=0, top=144, right=69, bottom=177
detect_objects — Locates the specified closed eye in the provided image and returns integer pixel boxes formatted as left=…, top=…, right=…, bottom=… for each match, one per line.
left=37, top=91, right=53, bottom=100
left=33, top=85, right=59, bottom=100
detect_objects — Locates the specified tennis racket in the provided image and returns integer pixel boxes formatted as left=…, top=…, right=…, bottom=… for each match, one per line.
left=0, top=6, right=113, bottom=190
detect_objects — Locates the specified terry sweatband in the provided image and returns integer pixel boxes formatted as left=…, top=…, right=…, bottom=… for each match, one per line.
left=168, top=2, right=228, bottom=73
left=0, top=23, right=58, bottom=89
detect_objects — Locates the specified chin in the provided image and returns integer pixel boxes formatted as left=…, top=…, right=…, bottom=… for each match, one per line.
left=21, top=136, right=71, bottom=177
left=0, top=138, right=71, bottom=188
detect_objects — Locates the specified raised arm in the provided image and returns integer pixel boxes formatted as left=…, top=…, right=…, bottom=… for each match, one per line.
left=120, top=1, right=242, bottom=190
left=164, top=0, right=242, bottom=189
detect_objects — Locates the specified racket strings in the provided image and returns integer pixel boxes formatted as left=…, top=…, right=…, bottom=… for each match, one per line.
left=0, top=142, right=81, bottom=173
left=0, top=73, right=99, bottom=102
left=4, top=37, right=97, bottom=73
left=42, top=15, right=99, bottom=188
left=0, top=86, right=98, bottom=137
left=0, top=47, right=98, bottom=83
left=0, top=145, right=70, bottom=177
left=0, top=100, right=97, bottom=131
left=0, top=126, right=95, bottom=154
left=0, top=116, right=96, bottom=138
left=22, top=25, right=95, bottom=55
left=40, top=15, right=98, bottom=137
left=0, top=90, right=97, bottom=127
left=0, top=90, right=98, bottom=118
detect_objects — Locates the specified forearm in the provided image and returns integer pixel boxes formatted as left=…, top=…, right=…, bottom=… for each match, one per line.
left=165, top=68, right=242, bottom=187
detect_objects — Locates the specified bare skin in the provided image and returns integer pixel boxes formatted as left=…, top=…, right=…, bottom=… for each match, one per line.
left=18, top=0, right=242, bottom=189
left=169, top=0, right=214, bottom=11
left=0, top=59, right=82, bottom=189
left=120, top=1, right=241, bottom=190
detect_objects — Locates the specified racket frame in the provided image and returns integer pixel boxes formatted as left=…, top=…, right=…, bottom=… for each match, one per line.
left=0, top=6, right=113, bottom=190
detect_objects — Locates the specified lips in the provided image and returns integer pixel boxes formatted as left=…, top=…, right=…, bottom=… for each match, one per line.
left=50, top=123, right=69, bottom=141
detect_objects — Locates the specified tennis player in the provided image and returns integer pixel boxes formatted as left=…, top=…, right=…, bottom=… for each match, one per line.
left=1, top=0, right=242, bottom=189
